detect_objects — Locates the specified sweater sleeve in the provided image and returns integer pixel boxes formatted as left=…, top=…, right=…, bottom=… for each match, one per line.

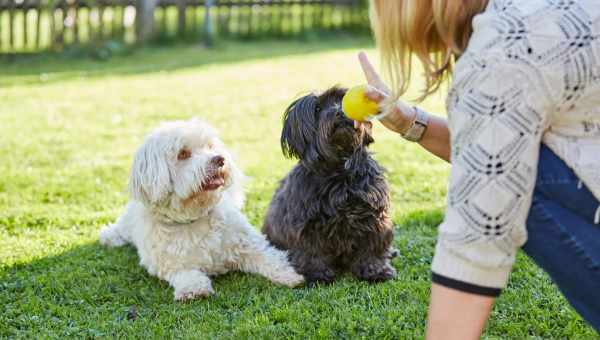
left=431, top=29, right=557, bottom=294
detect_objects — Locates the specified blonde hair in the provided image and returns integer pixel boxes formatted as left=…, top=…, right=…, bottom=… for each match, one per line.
left=370, top=0, right=488, bottom=101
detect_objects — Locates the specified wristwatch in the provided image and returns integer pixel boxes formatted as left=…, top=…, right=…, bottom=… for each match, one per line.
left=402, top=106, right=429, bottom=142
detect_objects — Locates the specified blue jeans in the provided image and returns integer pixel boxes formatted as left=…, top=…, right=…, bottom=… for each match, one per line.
left=523, top=144, right=600, bottom=331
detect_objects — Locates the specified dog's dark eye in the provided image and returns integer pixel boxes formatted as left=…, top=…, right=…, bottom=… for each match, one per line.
left=315, top=104, right=322, bottom=113
left=177, top=148, right=192, bottom=161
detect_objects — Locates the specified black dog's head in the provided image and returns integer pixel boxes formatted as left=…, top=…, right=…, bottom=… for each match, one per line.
left=281, top=87, right=374, bottom=170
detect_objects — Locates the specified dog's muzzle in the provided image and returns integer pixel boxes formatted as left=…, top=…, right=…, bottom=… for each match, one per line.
left=201, top=156, right=226, bottom=191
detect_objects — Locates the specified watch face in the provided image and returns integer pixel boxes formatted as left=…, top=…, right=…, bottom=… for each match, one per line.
left=403, top=108, right=429, bottom=142
left=406, top=122, right=426, bottom=142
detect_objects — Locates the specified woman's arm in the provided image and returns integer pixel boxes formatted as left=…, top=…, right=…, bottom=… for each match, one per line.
left=408, top=113, right=450, bottom=163
left=427, top=283, right=495, bottom=340
left=358, top=52, right=451, bottom=162
left=359, top=52, right=496, bottom=339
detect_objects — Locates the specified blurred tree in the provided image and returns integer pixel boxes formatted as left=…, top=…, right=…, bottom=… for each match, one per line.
left=203, top=0, right=214, bottom=46
left=136, top=0, right=159, bottom=43
left=177, top=0, right=186, bottom=37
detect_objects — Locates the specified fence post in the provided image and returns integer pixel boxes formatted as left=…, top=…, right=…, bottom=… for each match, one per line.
left=23, top=0, right=28, bottom=49
left=9, top=0, right=14, bottom=50
left=177, top=0, right=186, bottom=38
left=36, top=2, right=42, bottom=49
left=202, top=0, right=214, bottom=46
left=136, top=0, right=159, bottom=43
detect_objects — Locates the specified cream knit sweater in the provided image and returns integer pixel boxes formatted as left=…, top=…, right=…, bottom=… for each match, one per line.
left=432, top=0, right=600, bottom=291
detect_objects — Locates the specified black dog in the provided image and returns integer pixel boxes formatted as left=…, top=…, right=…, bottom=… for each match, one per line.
left=263, top=87, right=397, bottom=286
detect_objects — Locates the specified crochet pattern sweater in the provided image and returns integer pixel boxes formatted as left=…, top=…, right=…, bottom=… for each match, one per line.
left=432, top=0, right=600, bottom=294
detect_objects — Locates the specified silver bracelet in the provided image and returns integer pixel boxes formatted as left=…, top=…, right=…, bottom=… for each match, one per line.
left=401, top=107, right=429, bottom=142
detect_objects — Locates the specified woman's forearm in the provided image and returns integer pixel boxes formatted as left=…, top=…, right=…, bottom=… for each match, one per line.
left=419, top=114, right=450, bottom=163
left=426, top=283, right=495, bottom=340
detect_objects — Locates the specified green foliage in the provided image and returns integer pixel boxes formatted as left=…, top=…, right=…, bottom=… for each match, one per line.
left=0, top=38, right=597, bottom=339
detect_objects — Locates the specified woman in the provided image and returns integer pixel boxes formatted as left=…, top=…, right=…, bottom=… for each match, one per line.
left=359, top=0, right=600, bottom=338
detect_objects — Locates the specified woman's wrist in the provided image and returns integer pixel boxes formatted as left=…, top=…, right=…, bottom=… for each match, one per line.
left=379, top=101, right=417, bottom=135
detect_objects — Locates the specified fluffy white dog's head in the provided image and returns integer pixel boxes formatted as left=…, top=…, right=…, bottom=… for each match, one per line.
left=129, top=119, right=244, bottom=223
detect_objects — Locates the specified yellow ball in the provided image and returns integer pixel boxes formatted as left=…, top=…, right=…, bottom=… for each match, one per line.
left=342, top=85, right=380, bottom=121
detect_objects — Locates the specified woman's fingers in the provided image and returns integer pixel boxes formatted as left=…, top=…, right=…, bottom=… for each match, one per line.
left=354, top=120, right=374, bottom=131
left=358, top=52, right=390, bottom=94
left=365, top=84, right=387, bottom=102
left=358, top=52, right=381, bottom=85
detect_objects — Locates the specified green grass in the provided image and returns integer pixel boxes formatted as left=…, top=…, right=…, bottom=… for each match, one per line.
left=0, top=37, right=597, bottom=339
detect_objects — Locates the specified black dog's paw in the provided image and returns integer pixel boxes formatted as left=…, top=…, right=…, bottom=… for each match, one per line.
left=356, top=262, right=397, bottom=283
left=305, top=269, right=336, bottom=288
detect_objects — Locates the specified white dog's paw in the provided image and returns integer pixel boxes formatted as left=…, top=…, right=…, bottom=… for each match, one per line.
left=174, top=285, right=214, bottom=302
left=170, top=270, right=214, bottom=301
left=99, top=224, right=128, bottom=247
left=273, top=268, right=305, bottom=288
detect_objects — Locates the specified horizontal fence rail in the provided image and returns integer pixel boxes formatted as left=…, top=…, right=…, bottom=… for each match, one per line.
left=0, top=0, right=368, bottom=54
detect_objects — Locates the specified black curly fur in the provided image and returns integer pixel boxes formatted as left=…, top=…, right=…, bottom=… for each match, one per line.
left=263, top=87, right=397, bottom=286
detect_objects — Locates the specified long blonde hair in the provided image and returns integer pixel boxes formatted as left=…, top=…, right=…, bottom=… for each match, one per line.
left=370, top=0, right=488, bottom=100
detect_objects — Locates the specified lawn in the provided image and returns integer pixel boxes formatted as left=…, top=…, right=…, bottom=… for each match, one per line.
left=0, top=37, right=597, bottom=339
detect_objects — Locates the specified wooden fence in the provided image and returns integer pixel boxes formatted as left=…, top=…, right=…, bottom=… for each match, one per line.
left=0, top=0, right=368, bottom=54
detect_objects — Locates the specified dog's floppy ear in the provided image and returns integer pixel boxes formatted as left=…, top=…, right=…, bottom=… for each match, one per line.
left=129, top=137, right=172, bottom=205
left=281, top=94, right=319, bottom=159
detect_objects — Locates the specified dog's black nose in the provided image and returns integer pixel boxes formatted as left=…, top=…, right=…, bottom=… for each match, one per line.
left=211, top=155, right=225, bottom=167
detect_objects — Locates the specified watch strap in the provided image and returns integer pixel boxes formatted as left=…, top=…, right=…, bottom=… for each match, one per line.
left=402, top=107, right=429, bottom=142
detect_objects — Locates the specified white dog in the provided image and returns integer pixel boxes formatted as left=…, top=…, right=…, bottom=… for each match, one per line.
left=99, top=119, right=304, bottom=301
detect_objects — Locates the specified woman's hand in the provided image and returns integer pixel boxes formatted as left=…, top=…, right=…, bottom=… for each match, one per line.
left=357, top=52, right=417, bottom=134
left=356, top=52, right=451, bottom=162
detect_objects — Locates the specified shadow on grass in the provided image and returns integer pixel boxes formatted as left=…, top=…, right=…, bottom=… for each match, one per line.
left=0, top=208, right=445, bottom=296
left=0, top=241, right=259, bottom=337
left=1, top=241, right=250, bottom=306
left=0, top=35, right=374, bottom=88
left=0, top=206, right=594, bottom=337
left=0, top=240, right=428, bottom=337
left=0, top=210, right=441, bottom=321
left=0, top=208, right=443, bottom=337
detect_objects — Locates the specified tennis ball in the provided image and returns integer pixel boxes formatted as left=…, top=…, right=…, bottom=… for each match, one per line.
left=342, top=85, right=380, bottom=121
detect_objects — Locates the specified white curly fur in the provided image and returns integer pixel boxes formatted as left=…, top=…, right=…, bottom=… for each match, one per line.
left=99, top=119, right=304, bottom=301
